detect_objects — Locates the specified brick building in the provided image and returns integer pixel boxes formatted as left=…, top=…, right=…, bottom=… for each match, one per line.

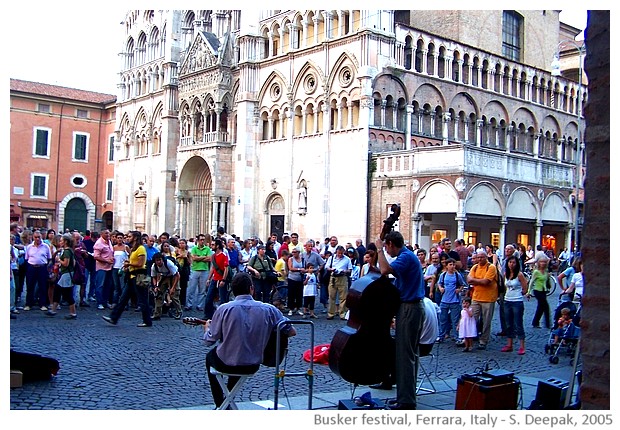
left=9, top=79, right=117, bottom=232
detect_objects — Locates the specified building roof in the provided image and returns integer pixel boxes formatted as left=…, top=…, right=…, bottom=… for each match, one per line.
left=10, top=78, right=116, bottom=104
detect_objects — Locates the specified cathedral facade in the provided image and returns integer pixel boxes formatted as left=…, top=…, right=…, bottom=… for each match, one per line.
left=112, top=10, right=584, bottom=252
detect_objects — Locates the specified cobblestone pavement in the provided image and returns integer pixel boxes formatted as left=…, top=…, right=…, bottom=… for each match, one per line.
left=10, top=287, right=575, bottom=410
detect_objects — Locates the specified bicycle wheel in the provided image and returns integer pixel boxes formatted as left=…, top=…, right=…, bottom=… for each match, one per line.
left=546, top=276, right=558, bottom=296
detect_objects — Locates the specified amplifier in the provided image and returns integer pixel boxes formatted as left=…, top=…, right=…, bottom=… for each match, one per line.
left=455, top=377, right=520, bottom=410
left=532, top=378, right=569, bottom=410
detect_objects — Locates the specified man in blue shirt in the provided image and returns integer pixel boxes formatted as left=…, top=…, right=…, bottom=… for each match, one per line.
left=203, top=272, right=296, bottom=408
left=376, top=231, right=425, bottom=410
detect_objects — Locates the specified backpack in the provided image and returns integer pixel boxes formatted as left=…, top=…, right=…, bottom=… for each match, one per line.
left=68, top=249, right=85, bottom=285
left=165, top=255, right=180, bottom=270
left=438, top=271, right=465, bottom=289
left=212, top=254, right=233, bottom=283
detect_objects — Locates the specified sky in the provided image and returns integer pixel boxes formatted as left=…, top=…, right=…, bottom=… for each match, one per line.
left=5, top=6, right=594, bottom=95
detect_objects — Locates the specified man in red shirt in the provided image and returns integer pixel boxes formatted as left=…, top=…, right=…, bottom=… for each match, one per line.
left=203, top=238, right=229, bottom=320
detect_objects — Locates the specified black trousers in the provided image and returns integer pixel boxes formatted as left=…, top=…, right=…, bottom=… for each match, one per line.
left=205, top=348, right=259, bottom=407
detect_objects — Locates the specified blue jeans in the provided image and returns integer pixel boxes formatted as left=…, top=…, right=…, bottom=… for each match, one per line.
left=187, top=270, right=209, bottom=309
left=504, top=300, right=525, bottom=340
left=25, top=263, right=48, bottom=307
left=95, top=269, right=113, bottom=307
left=111, top=269, right=125, bottom=304
left=439, top=301, right=461, bottom=339
left=10, top=275, right=16, bottom=311
left=203, top=279, right=229, bottom=319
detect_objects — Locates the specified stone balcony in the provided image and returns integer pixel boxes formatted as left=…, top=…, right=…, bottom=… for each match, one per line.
left=373, top=143, right=575, bottom=189
left=179, top=131, right=230, bottom=149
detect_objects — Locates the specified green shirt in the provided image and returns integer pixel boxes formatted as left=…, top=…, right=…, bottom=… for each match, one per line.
left=191, top=245, right=212, bottom=271
left=528, top=269, right=549, bottom=294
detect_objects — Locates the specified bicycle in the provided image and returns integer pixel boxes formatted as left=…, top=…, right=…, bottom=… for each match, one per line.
left=523, top=265, right=557, bottom=296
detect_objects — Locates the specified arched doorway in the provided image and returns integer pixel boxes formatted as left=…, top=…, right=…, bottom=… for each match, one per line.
left=267, top=193, right=285, bottom=241
left=177, top=156, right=213, bottom=238
left=101, top=211, right=114, bottom=231
left=64, top=198, right=87, bottom=232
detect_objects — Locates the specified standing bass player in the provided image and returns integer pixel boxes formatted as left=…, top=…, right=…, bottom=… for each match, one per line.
left=375, top=230, right=426, bottom=410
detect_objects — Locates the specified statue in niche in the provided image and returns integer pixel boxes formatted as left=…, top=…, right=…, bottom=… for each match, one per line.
left=298, top=180, right=307, bottom=214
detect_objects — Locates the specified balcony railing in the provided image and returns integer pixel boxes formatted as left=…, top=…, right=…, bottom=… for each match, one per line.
left=179, top=131, right=230, bottom=148
left=373, top=144, right=575, bottom=189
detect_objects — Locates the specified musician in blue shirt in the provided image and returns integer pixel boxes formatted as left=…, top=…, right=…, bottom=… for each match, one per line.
left=376, top=231, right=425, bottom=410
left=203, top=272, right=296, bottom=408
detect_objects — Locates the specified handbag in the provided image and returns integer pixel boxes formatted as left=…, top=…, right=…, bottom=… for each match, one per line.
left=265, top=270, right=279, bottom=283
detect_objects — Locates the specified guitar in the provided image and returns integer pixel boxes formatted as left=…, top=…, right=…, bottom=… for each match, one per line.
left=182, top=317, right=288, bottom=367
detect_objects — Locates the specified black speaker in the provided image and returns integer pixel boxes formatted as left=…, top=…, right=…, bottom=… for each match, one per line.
left=532, top=378, right=569, bottom=409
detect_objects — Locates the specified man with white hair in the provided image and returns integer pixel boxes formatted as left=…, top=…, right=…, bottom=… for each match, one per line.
left=466, top=249, right=498, bottom=350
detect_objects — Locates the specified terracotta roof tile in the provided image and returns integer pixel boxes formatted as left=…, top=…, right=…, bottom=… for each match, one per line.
left=10, top=78, right=116, bottom=104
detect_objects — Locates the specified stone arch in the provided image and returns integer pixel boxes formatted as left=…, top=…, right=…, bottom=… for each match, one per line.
left=412, top=83, right=446, bottom=110
left=505, top=186, right=539, bottom=220
left=481, top=100, right=510, bottom=123
left=542, top=192, right=572, bottom=223
left=258, top=70, right=289, bottom=111
left=415, top=179, right=458, bottom=213
left=177, top=155, right=214, bottom=238
left=449, top=92, right=480, bottom=118
left=58, top=192, right=96, bottom=233
left=464, top=181, right=503, bottom=216
left=372, top=73, right=409, bottom=104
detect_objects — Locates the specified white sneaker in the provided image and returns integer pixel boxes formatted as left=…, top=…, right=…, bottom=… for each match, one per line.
left=288, top=310, right=293, bottom=316
left=97, top=304, right=105, bottom=310
left=297, top=310, right=304, bottom=316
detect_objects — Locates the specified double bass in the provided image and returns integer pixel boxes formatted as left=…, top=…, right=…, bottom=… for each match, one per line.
left=328, top=204, right=401, bottom=385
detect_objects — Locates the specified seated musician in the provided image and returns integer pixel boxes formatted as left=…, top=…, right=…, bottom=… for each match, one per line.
left=202, top=272, right=296, bottom=408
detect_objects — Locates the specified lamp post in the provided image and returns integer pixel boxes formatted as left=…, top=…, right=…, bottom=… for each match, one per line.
left=551, top=40, right=585, bottom=255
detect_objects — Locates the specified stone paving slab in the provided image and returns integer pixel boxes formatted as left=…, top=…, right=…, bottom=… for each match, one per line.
left=10, top=289, right=578, bottom=410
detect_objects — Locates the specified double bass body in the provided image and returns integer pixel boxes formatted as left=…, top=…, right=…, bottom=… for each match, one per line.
left=328, top=271, right=400, bottom=386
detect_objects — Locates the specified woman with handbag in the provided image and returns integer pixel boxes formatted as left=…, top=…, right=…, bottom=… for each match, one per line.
left=286, top=248, right=306, bottom=316
left=102, top=231, right=151, bottom=327
left=246, top=244, right=278, bottom=304
left=45, top=234, right=78, bottom=319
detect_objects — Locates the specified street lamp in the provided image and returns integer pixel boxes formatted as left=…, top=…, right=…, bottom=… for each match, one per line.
left=551, top=40, right=585, bottom=256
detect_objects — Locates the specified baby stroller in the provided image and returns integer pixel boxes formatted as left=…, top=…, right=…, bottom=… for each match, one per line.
left=544, top=294, right=581, bottom=364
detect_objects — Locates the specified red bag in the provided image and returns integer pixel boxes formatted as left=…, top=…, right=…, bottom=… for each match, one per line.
left=303, top=344, right=331, bottom=364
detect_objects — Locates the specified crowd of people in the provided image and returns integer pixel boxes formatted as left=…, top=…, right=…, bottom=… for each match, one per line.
left=10, top=221, right=584, bottom=409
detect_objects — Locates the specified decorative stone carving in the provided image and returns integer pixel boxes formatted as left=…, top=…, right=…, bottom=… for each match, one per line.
left=502, top=183, right=510, bottom=197
left=455, top=177, right=468, bottom=192
left=411, top=179, right=420, bottom=192
left=537, top=189, right=545, bottom=201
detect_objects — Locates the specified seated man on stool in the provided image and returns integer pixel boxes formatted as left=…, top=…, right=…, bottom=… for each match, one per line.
left=203, top=272, right=296, bottom=409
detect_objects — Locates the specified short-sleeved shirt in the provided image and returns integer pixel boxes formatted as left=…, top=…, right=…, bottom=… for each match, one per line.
left=191, top=245, right=212, bottom=271
left=94, top=238, right=114, bottom=271
left=211, top=252, right=229, bottom=281
left=438, top=271, right=465, bottom=304
left=128, top=245, right=147, bottom=279
left=25, top=242, right=51, bottom=265
left=151, top=259, right=178, bottom=278
left=275, top=258, right=287, bottom=282
left=469, top=263, right=498, bottom=302
left=389, top=246, right=425, bottom=302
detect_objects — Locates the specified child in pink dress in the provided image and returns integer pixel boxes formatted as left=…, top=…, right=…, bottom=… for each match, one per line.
left=458, top=297, right=477, bottom=352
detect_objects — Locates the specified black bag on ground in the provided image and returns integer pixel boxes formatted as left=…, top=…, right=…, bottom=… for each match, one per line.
left=10, top=350, right=60, bottom=382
